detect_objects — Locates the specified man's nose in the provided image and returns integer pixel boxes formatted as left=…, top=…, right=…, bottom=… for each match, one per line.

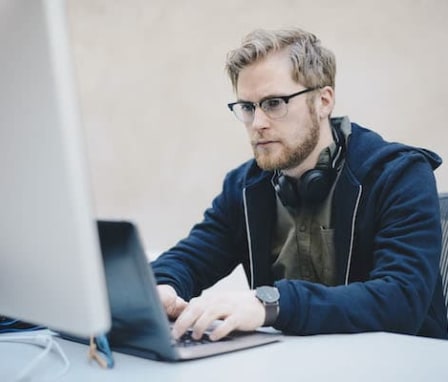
left=250, top=106, right=270, bottom=130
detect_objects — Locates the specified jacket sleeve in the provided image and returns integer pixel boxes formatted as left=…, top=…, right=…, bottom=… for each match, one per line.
left=273, top=152, right=446, bottom=337
left=151, top=169, right=247, bottom=301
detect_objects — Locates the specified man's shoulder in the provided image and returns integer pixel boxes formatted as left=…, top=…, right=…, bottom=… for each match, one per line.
left=346, top=121, right=441, bottom=180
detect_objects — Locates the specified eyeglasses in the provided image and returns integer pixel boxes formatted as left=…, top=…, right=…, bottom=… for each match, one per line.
left=227, top=87, right=318, bottom=124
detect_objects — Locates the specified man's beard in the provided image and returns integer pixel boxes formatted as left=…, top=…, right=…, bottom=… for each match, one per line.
left=254, top=108, right=320, bottom=172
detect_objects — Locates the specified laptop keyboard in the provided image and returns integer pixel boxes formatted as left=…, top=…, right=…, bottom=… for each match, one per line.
left=176, top=330, right=214, bottom=347
left=175, top=329, right=234, bottom=347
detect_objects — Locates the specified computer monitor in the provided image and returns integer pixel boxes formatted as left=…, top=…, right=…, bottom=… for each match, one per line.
left=0, top=0, right=111, bottom=336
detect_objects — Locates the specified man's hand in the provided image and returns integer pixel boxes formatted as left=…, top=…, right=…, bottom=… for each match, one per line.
left=157, top=285, right=188, bottom=319
left=171, top=290, right=265, bottom=342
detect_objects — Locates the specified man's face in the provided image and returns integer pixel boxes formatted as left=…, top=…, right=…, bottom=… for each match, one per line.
left=236, top=50, right=320, bottom=173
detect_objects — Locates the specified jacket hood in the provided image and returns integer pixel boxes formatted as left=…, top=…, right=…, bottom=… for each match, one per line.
left=344, top=122, right=442, bottom=182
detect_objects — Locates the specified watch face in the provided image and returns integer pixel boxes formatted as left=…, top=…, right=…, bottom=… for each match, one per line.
left=256, top=286, right=280, bottom=303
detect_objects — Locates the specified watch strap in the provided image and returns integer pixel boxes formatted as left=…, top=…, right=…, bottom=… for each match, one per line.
left=263, top=301, right=279, bottom=327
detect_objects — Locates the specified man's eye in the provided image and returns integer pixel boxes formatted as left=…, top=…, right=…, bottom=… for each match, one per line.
left=263, top=98, right=283, bottom=110
left=240, top=103, right=255, bottom=112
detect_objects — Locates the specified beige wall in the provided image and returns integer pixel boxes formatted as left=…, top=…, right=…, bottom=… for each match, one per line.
left=67, top=0, right=448, bottom=257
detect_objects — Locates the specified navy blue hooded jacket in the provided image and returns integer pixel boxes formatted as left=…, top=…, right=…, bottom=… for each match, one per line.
left=152, top=120, right=448, bottom=339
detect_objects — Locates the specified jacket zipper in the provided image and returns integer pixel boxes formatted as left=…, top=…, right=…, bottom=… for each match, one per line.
left=345, top=184, right=363, bottom=285
left=242, top=187, right=255, bottom=289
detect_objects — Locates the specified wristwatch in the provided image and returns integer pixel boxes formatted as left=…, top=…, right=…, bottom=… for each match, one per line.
left=255, top=286, right=280, bottom=327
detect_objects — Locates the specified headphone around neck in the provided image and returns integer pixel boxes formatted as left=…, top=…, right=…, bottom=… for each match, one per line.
left=272, top=126, right=345, bottom=209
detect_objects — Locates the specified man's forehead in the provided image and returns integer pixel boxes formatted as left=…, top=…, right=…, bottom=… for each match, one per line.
left=236, top=54, right=300, bottom=100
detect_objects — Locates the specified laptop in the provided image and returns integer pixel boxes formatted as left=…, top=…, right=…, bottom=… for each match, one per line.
left=65, top=220, right=281, bottom=361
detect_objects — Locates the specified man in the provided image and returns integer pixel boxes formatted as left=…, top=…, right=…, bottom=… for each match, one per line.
left=152, top=28, right=448, bottom=341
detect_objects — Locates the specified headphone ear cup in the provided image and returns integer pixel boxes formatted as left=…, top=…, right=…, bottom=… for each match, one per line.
left=274, top=174, right=301, bottom=209
left=299, top=168, right=335, bottom=204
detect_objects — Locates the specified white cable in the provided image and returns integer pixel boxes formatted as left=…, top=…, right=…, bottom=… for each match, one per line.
left=15, top=335, right=53, bottom=382
left=0, top=333, right=70, bottom=381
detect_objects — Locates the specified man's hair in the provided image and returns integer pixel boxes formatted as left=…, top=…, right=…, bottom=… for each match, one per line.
left=225, top=28, right=336, bottom=92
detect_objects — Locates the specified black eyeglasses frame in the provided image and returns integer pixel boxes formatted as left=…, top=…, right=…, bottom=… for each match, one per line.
left=227, top=87, right=319, bottom=118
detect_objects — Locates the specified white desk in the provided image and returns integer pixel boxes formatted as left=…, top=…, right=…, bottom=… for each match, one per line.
left=1, top=332, right=447, bottom=381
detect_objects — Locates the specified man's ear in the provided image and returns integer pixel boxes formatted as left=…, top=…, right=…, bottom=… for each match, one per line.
left=317, top=86, right=335, bottom=119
